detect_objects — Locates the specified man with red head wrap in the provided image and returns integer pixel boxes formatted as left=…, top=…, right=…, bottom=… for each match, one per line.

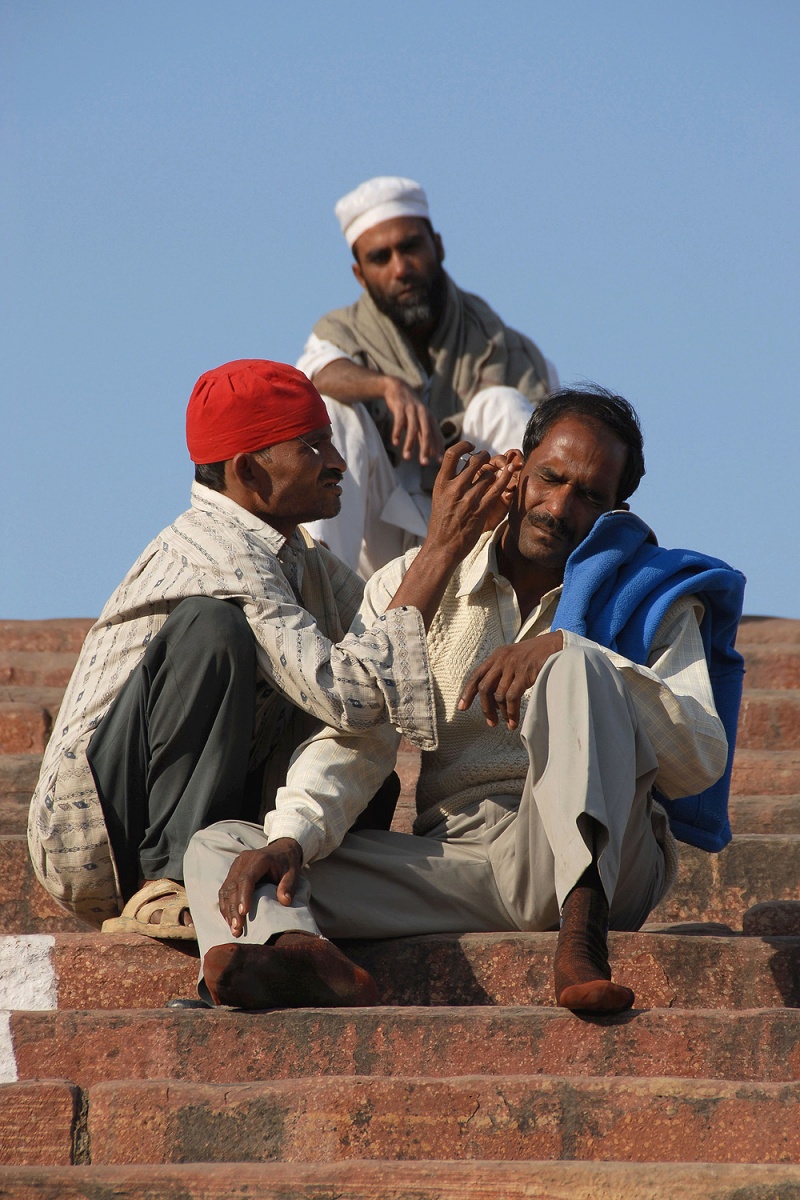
left=28, top=359, right=517, bottom=939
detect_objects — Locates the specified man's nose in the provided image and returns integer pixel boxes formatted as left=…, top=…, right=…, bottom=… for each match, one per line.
left=390, top=250, right=413, bottom=278
left=544, top=485, right=573, bottom=519
left=324, top=441, right=347, bottom=475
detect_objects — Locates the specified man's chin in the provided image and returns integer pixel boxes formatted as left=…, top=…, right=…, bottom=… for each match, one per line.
left=517, top=534, right=570, bottom=571
left=307, top=497, right=342, bottom=524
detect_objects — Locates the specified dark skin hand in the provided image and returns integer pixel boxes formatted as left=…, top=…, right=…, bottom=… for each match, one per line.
left=218, top=837, right=303, bottom=936
left=457, top=630, right=564, bottom=730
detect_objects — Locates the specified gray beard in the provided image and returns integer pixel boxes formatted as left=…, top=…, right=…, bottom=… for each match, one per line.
left=368, top=269, right=447, bottom=331
left=392, top=296, right=436, bottom=327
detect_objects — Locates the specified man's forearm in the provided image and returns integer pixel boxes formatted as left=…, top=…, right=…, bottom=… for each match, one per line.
left=313, top=358, right=405, bottom=406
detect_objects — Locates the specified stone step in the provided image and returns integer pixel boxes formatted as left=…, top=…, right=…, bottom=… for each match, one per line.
left=741, top=644, right=800, bottom=689
left=0, top=620, right=94, bottom=654
left=2, top=832, right=800, bottom=936
left=0, top=1080, right=79, bottom=1166
left=737, top=616, right=800, bottom=644
left=7, top=1006, right=800, bottom=1088
left=0, top=757, right=40, bottom=837
left=0, top=1080, right=79, bottom=1161
left=2, top=1160, right=800, bottom=1200
left=78, top=1074, right=800, bottom=1165
left=736, top=689, right=800, bottom=750
left=730, top=794, right=800, bottom=834
left=2, top=928, right=798, bottom=1013
left=730, top=748, right=800, bottom=794
left=0, top=651, right=81, bottom=690
left=0, top=689, right=63, bottom=755
left=0, top=838, right=86, bottom=935
left=652, top=833, right=800, bottom=927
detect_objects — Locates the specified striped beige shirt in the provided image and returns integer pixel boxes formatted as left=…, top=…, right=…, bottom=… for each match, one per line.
left=28, top=483, right=435, bottom=923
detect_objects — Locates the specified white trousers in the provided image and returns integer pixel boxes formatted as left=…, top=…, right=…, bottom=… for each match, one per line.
left=185, top=647, right=672, bottom=986
left=303, top=386, right=536, bottom=578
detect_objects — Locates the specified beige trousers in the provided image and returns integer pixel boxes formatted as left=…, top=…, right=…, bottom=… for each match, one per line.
left=184, top=646, right=670, bottom=976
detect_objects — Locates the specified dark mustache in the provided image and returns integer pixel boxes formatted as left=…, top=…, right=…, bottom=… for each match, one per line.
left=525, top=510, right=573, bottom=540
left=320, top=470, right=344, bottom=483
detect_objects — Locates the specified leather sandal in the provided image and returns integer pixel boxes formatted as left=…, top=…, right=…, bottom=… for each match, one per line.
left=101, top=878, right=196, bottom=940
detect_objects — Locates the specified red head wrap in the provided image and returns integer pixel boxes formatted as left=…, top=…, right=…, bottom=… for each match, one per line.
left=186, top=359, right=330, bottom=464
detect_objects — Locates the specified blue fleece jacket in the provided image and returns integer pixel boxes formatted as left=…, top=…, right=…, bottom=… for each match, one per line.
left=552, top=510, right=746, bottom=852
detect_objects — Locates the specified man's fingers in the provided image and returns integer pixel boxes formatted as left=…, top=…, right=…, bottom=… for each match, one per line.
left=276, top=862, right=300, bottom=906
left=390, top=404, right=410, bottom=447
left=401, top=408, right=422, bottom=461
left=477, top=680, right=500, bottom=727
left=417, top=409, right=443, bottom=465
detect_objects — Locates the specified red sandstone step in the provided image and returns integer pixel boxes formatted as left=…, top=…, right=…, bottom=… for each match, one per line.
left=2, top=1160, right=800, bottom=1200
left=0, top=689, right=64, bottom=755
left=0, top=758, right=41, bottom=837
left=0, top=1081, right=78, bottom=1166
left=730, top=748, right=800, bottom=794
left=0, top=652, right=80, bottom=690
left=735, top=689, right=800, bottom=750
left=652, top=833, right=800, bottom=926
left=730, top=794, right=800, bottom=834
left=0, top=838, right=86, bottom=935
left=2, top=832, right=799, bottom=936
left=7, top=1006, right=800, bottom=1088
left=2, top=929, right=798, bottom=1012
left=741, top=644, right=800, bottom=689
left=84, top=1074, right=800, bottom=1165
left=737, top=616, right=800, bottom=644
left=0, top=620, right=94, bottom=654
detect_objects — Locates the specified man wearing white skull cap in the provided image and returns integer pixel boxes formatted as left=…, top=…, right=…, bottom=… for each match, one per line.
left=297, top=176, right=558, bottom=578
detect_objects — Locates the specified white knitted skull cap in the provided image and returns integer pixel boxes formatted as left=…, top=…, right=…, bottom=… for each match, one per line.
left=335, top=176, right=430, bottom=249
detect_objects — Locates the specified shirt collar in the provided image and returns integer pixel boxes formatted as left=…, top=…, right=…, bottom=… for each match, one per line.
left=456, top=519, right=564, bottom=612
left=190, top=482, right=298, bottom=556
left=456, top=524, right=510, bottom=597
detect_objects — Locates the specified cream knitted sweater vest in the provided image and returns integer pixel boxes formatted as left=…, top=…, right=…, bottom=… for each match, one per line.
left=411, top=537, right=679, bottom=895
left=413, top=540, right=533, bottom=834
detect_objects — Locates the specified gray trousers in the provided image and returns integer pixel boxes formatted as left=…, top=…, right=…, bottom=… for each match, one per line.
left=185, top=646, right=670, bottom=977
left=86, top=598, right=263, bottom=900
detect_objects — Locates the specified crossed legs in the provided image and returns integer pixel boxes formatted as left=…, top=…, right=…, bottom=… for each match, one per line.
left=184, top=645, right=669, bottom=1013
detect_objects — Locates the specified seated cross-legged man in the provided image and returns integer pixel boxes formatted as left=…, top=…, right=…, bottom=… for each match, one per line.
left=297, top=175, right=558, bottom=578
left=28, top=358, right=516, bottom=939
left=185, top=386, right=745, bottom=1014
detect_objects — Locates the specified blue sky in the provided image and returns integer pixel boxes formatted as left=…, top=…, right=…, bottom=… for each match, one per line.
left=3, top=0, right=798, bottom=618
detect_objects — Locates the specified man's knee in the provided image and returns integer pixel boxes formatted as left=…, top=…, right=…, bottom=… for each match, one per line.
left=186, top=819, right=267, bottom=867
left=159, top=598, right=253, bottom=663
left=527, top=644, right=633, bottom=731
left=548, top=643, right=622, bottom=687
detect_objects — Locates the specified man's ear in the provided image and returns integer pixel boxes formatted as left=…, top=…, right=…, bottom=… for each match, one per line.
left=229, top=451, right=265, bottom=493
left=352, top=259, right=366, bottom=290
left=434, top=232, right=445, bottom=264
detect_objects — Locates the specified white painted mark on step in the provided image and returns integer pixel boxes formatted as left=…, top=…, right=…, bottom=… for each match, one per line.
left=0, top=1012, right=17, bottom=1083
left=0, top=935, right=57, bottom=1010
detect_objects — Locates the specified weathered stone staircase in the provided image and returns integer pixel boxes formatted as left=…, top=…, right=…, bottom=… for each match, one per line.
left=1, top=615, right=800, bottom=1197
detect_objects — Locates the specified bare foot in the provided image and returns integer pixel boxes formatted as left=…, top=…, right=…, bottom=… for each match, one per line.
left=203, top=932, right=378, bottom=1009
left=553, top=869, right=634, bottom=1015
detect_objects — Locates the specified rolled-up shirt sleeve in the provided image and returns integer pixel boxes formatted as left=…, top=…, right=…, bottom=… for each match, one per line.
left=560, top=594, right=728, bottom=799
left=245, top=585, right=435, bottom=750
left=296, top=333, right=355, bottom=382
left=267, top=552, right=423, bottom=864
